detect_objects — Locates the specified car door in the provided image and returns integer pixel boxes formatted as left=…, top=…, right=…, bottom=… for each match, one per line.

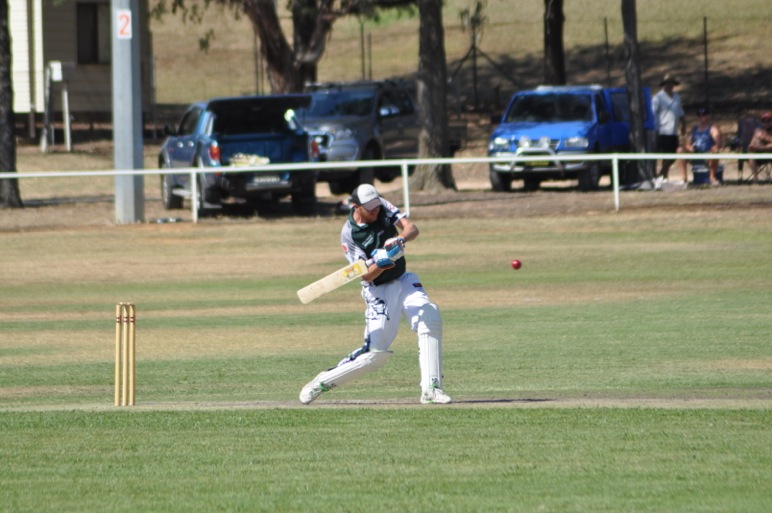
left=168, top=106, right=202, bottom=168
left=605, top=88, right=632, bottom=152
left=378, top=90, right=419, bottom=159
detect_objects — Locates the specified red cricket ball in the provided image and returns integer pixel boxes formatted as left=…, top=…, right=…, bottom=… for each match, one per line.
left=511, top=259, right=522, bottom=270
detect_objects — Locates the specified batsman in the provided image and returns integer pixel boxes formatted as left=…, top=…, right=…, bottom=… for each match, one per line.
left=300, top=184, right=451, bottom=405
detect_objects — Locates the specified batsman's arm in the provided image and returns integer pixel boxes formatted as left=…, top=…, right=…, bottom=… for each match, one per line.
left=394, top=217, right=418, bottom=243
left=361, top=260, right=388, bottom=283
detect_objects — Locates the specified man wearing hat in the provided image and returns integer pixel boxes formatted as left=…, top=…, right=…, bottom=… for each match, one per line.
left=748, top=112, right=772, bottom=184
left=652, top=74, right=687, bottom=182
left=684, top=107, right=723, bottom=185
left=299, top=184, right=451, bottom=405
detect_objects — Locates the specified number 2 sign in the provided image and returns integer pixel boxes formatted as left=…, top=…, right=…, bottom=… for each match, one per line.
left=117, top=9, right=132, bottom=40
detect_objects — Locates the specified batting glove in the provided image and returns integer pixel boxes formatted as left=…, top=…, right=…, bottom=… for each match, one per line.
left=371, top=248, right=396, bottom=270
left=384, top=237, right=405, bottom=260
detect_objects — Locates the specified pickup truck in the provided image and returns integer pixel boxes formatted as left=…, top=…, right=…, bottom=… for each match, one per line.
left=158, top=95, right=318, bottom=215
left=488, top=85, right=654, bottom=191
left=296, top=80, right=466, bottom=195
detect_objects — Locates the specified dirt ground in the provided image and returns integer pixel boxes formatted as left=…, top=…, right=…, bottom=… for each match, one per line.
left=2, top=172, right=770, bottom=233
left=4, top=116, right=771, bottom=231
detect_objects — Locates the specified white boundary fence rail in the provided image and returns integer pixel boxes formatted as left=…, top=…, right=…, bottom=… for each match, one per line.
left=1, top=152, right=770, bottom=223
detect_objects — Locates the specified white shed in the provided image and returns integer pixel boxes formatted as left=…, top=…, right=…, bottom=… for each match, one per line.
left=9, top=0, right=153, bottom=124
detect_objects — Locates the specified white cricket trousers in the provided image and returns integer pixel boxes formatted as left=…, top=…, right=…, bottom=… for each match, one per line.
left=361, top=272, right=443, bottom=389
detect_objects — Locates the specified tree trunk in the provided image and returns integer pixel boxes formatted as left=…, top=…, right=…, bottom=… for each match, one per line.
left=410, top=0, right=456, bottom=192
left=242, top=0, right=319, bottom=93
left=543, top=0, right=566, bottom=85
left=0, top=0, right=22, bottom=208
left=621, top=0, right=651, bottom=184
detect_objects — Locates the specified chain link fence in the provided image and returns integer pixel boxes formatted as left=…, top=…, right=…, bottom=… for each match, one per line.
left=147, top=6, right=769, bottom=123
left=325, top=13, right=770, bottom=118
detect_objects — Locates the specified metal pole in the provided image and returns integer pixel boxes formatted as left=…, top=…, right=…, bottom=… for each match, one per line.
left=360, top=20, right=365, bottom=80
left=190, top=170, right=198, bottom=224
left=612, top=155, right=620, bottom=212
left=367, top=33, right=372, bottom=80
left=63, top=83, right=71, bottom=152
left=471, top=24, right=478, bottom=108
left=252, top=34, right=263, bottom=94
left=151, top=57, right=157, bottom=142
left=703, top=17, right=709, bottom=107
left=39, top=65, right=50, bottom=152
left=604, top=17, right=611, bottom=86
left=112, top=0, right=145, bottom=224
left=401, top=161, right=410, bottom=217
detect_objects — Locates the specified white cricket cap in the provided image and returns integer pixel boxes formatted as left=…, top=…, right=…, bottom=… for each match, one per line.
left=352, top=184, right=381, bottom=211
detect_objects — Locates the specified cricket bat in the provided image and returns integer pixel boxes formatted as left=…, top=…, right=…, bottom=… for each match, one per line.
left=297, top=259, right=370, bottom=304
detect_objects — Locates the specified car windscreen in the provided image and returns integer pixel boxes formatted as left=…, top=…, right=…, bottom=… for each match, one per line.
left=504, top=94, right=593, bottom=123
left=301, top=91, right=375, bottom=118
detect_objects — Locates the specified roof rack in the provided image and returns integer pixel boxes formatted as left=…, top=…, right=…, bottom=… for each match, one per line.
left=534, top=84, right=603, bottom=92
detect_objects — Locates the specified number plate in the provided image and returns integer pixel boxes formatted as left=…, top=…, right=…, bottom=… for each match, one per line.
left=250, top=174, right=281, bottom=184
left=524, top=161, right=550, bottom=167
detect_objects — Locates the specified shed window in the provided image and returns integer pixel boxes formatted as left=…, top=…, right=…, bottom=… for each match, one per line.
left=77, top=3, right=111, bottom=64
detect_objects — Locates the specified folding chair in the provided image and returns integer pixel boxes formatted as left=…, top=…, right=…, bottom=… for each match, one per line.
left=749, top=160, right=772, bottom=184
left=736, top=117, right=758, bottom=183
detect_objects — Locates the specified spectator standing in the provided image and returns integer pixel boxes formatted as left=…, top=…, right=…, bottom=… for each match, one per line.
left=652, top=74, right=687, bottom=182
left=684, top=107, right=722, bottom=185
left=748, top=112, right=772, bottom=184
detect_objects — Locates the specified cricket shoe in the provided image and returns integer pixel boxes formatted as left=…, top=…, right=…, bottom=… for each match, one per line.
left=420, top=385, right=452, bottom=404
left=299, top=373, right=330, bottom=404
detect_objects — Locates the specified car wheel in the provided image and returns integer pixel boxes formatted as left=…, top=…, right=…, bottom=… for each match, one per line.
left=194, top=161, right=220, bottom=217
left=578, top=162, right=600, bottom=192
left=489, top=169, right=512, bottom=192
left=328, top=179, right=348, bottom=196
left=160, top=169, right=183, bottom=210
left=291, top=182, right=317, bottom=216
left=522, top=176, right=541, bottom=192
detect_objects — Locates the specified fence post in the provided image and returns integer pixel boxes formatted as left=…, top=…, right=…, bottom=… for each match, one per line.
left=190, top=170, right=198, bottom=224
left=612, top=155, right=620, bottom=212
left=401, top=161, right=410, bottom=217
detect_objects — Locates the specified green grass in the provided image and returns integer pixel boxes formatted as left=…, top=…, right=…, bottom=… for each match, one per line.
left=1, top=210, right=771, bottom=511
left=1, top=410, right=770, bottom=513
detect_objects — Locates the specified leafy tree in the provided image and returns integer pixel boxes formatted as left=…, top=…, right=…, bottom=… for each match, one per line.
left=153, top=0, right=415, bottom=93
left=0, top=0, right=22, bottom=208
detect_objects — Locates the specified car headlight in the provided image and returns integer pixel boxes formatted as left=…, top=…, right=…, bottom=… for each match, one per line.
left=563, top=137, right=589, bottom=148
left=517, top=136, right=532, bottom=148
left=489, top=136, right=510, bottom=152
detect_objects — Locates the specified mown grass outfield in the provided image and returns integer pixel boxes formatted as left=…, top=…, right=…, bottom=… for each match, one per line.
left=1, top=206, right=771, bottom=512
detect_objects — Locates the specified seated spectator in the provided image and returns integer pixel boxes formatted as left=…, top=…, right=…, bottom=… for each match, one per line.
left=683, top=107, right=722, bottom=185
left=748, top=112, right=772, bottom=184
left=735, top=116, right=759, bottom=174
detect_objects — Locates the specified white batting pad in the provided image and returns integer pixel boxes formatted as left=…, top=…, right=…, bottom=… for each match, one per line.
left=318, top=350, right=391, bottom=390
left=414, top=303, right=443, bottom=390
left=419, top=334, right=443, bottom=391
